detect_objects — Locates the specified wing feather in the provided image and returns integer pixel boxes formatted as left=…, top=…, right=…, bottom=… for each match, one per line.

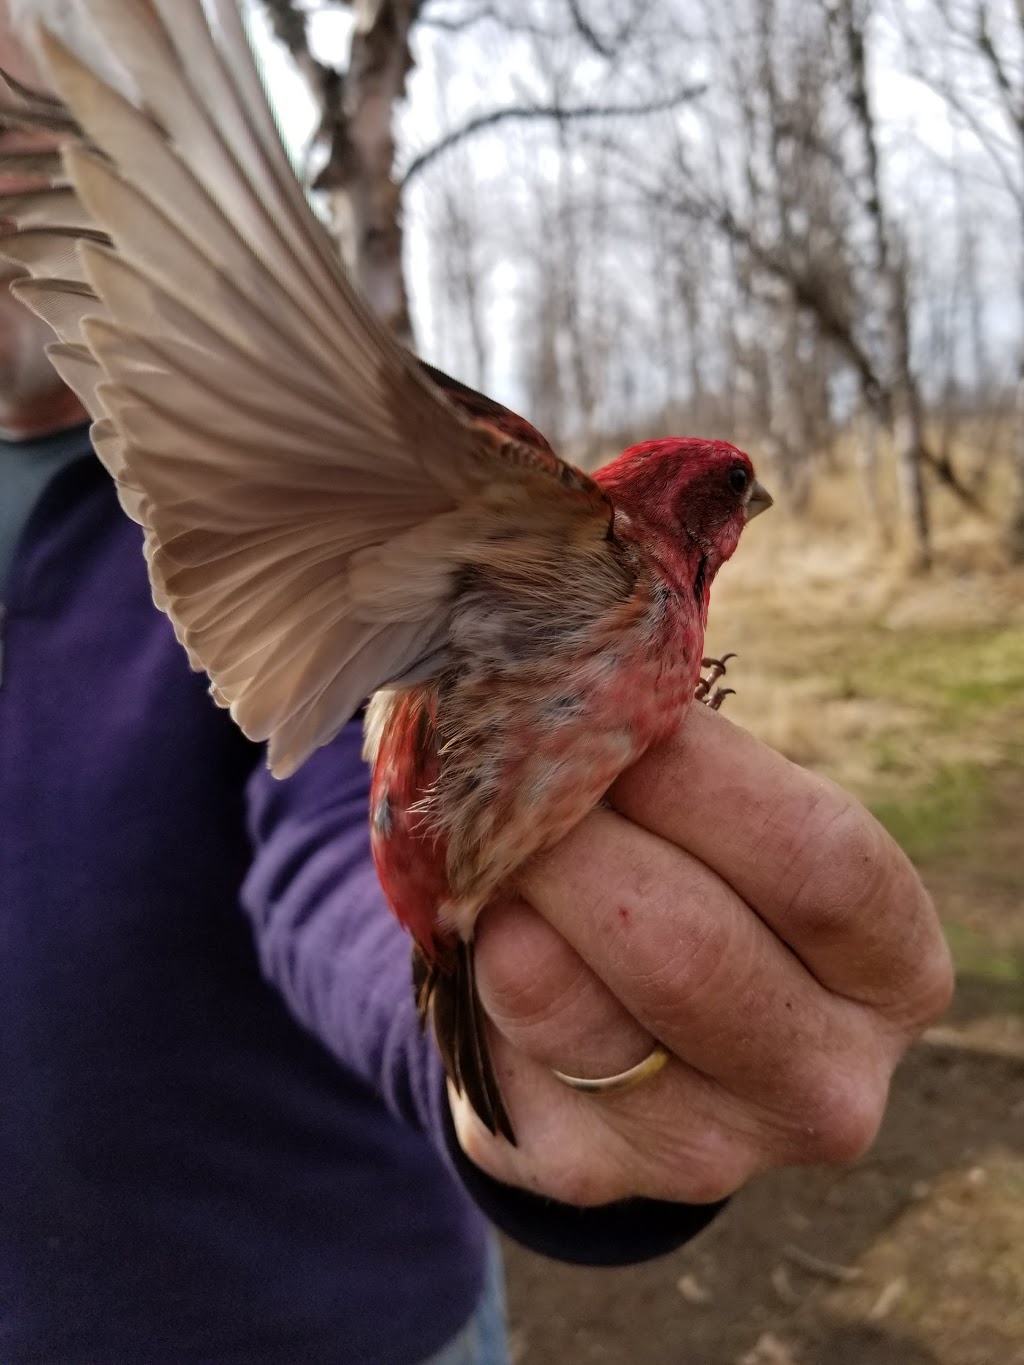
left=77, top=243, right=378, bottom=427
left=45, top=340, right=104, bottom=417
left=0, top=0, right=617, bottom=776
left=0, top=147, right=68, bottom=176
left=0, top=184, right=95, bottom=228
left=0, top=225, right=109, bottom=280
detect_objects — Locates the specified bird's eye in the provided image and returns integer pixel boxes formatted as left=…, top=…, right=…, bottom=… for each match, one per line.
left=729, top=466, right=750, bottom=494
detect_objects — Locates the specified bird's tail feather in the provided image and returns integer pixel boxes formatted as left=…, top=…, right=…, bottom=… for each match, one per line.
left=413, top=940, right=516, bottom=1146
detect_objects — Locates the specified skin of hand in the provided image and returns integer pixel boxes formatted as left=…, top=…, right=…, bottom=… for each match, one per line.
left=453, top=701, right=953, bottom=1205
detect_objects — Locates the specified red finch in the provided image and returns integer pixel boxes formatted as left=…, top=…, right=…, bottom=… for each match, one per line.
left=0, top=1, right=771, bottom=1142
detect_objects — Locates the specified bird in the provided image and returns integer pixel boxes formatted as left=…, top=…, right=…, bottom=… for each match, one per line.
left=0, top=0, right=771, bottom=1143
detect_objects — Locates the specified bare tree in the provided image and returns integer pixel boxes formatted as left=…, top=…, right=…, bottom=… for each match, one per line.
left=625, top=0, right=995, bottom=559
left=259, top=0, right=421, bottom=344
left=256, top=0, right=1011, bottom=561
left=893, top=0, right=1024, bottom=557
left=642, top=0, right=888, bottom=515
left=259, top=0, right=701, bottom=384
left=828, top=0, right=932, bottom=564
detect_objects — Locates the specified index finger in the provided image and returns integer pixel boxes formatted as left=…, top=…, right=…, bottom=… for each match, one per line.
left=609, top=704, right=952, bottom=1027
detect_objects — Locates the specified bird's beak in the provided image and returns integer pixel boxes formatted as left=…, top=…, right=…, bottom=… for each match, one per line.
left=744, top=480, right=773, bottom=521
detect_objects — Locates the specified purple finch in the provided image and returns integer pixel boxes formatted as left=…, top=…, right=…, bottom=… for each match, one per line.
left=0, top=0, right=771, bottom=1142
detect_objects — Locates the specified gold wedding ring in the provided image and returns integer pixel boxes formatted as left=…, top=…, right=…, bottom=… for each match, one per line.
left=551, top=1043, right=670, bottom=1095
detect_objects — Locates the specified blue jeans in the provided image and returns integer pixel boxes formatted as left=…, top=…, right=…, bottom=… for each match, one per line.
left=418, top=1236, right=510, bottom=1365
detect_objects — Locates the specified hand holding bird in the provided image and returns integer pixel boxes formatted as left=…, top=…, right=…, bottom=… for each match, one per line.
left=453, top=701, right=953, bottom=1202
left=0, top=0, right=952, bottom=1193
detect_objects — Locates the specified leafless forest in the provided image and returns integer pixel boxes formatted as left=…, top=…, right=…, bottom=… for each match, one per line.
left=258, top=0, right=1024, bottom=569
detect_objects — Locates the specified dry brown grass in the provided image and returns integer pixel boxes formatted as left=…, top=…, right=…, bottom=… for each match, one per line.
left=706, top=459, right=1024, bottom=800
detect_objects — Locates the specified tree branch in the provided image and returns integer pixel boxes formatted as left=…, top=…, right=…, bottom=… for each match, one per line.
left=976, top=0, right=1024, bottom=135
left=929, top=76, right=1022, bottom=207
left=417, top=2, right=513, bottom=32
left=400, top=84, right=705, bottom=189
left=895, top=0, right=1024, bottom=211
left=919, top=441, right=991, bottom=514
left=564, top=0, right=650, bottom=58
left=417, top=3, right=567, bottom=38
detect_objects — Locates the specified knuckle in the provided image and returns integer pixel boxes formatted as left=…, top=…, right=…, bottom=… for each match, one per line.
left=782, top=794, right=898, bottom=936
left=477, top=948, right=550, bottom=1021
left=474, top=906, right=575, bottom=1027
left=627, top=957, right=704, bottom=1031
left=626, top=913, right=736, bottom=1031
left=789, top=1068, right=887, bottom=1166
left=920, top=936, right=956, bottom=1020
left=898, top=905, right=956, bottom=1029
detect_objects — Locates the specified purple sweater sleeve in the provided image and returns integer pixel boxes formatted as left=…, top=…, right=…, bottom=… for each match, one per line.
left=241, top=718, right=727, bottom=1264
left=241, top=720, right=451, bottom=1140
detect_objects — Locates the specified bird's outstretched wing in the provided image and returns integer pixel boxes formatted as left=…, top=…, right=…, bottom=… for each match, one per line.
left=0, top=0, right=615, bottom=776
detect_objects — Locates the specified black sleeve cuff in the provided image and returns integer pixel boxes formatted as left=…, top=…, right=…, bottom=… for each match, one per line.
left=441, top=1098, right=728, bottom=1267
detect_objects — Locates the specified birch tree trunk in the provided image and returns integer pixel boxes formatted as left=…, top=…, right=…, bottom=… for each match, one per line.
left=334, top=0, right=419, bottom=345
left=259, top=0, right=420, bottom=345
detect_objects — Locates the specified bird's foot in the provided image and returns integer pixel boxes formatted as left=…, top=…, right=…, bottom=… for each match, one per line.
left=696, top=653, right=736, bottom=711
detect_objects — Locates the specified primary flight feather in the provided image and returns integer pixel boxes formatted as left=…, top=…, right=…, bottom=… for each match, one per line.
left=0, top=0, right=771, bottom=1142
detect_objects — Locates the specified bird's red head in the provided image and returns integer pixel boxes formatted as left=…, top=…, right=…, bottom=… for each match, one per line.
left=595, top=437, right=772, bottom=585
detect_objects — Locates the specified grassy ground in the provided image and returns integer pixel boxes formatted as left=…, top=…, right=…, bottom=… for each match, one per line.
left=503, top=466, right=1024, bottom=1363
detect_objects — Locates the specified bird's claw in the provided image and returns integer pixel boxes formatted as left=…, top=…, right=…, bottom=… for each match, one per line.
left=696, top=653, right=737, bottom=709
left=706, top=685, right=735, bottom=710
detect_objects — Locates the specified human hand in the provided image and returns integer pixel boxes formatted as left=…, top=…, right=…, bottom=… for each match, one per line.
left=451, top=702, right=953, bottom=1205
